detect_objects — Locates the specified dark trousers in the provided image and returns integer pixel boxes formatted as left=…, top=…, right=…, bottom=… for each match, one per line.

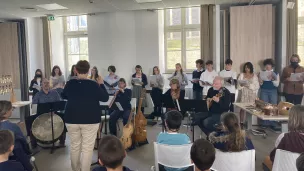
left=109, top=110, right=131, bottom=136
left=25, top=113, right=66, bottom=147
left=193, top=89, right=203, bottom=100
left=230, top=93, right=236, bottom=112
left=151, top=88, right=162, bottom=117
left=196, top=112, right=222, bottom=136
left=285, top=94, right=303, bottom=105
left=180, top=90, right=186, bottom=99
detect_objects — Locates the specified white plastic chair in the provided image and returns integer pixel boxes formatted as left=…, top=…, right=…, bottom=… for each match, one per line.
left=212, top=149, right=255, bottom=171
left=151, top=142, right=194, bottom=171
left=272, top=149, right=300, bottom=171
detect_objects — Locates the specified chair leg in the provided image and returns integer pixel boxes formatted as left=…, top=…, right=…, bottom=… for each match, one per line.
left=100, top=121, right=104, bottom=134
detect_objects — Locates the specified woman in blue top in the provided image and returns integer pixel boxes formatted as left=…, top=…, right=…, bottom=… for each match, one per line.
left=208, top=112, right=254, bottom=152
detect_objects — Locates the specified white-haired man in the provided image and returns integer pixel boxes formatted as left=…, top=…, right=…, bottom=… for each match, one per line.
left=199, top=76, right=231, bottom=136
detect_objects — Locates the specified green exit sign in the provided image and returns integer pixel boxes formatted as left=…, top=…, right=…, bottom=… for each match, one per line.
left=47, top=15, right=55, bottom=21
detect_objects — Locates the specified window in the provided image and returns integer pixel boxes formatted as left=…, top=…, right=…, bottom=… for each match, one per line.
left=298, top=0, right=304, bottom=66
left=165, top=7, right=201, bottom=72
left=64, top=15, right=89, bottom=72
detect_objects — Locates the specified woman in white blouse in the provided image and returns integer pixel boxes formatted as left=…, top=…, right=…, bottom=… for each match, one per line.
left=50, top=65, right=65, bottom=89
left=237, top=62, right=260, bottom=124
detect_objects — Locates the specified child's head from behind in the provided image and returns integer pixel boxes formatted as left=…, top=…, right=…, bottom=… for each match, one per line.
left=191, top=139, right=215, bottom=171
left=98, top=135, right=125, bottom=169
left=297, top=153, right=304, bottom=171
left=0, top=130, right=14, bottom=156
left=165, top=111, right=183, bottom=132
left=0, top=101, right=13, bottom=121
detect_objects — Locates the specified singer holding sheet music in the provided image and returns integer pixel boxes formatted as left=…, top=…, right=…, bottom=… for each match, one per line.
left=104, top=65, right=120, bottom=95
left=199, top=60, right=218, bottom=98
left=237, top=62, right=259, bottom=125
left=62, top=60, right=109, bottom=171
left=29, top=69, right=43, bottom=98
left=109, top=78, right=132, bottom=136
left=281, top=54, right=304, bottom=105
left=147, top=66, right=164, bottom=119
left=131, top=65, right=148, bottom=113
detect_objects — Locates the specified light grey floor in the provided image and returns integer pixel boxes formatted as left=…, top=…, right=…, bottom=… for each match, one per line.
left=30, top=119, right=279, bottom=171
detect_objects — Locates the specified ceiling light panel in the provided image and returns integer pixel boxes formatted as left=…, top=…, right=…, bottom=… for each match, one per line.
left=36, top=3, right=68, bottom=10
left=135, top=0, right=162, bottom=3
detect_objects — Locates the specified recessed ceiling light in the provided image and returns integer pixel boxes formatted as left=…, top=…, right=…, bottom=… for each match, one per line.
left=20, top=7, right=38, bottom=12
left=135, top=0, right=162, bottom=3
left=36, top=3, right=68, bottom=10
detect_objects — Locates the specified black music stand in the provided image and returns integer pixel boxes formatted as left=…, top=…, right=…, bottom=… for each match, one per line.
left=35, top=101, right=66, bottom=154
left=161, top=96, right=179, bottom=132
left=179, top=99, right=208, bottom=142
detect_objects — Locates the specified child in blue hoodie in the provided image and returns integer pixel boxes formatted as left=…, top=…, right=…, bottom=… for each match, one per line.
left=93, top=135, right=132, bottom=171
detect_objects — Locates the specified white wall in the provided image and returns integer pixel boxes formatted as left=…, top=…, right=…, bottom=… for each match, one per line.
left=50, top=17, right=66, bottom=76
left=88, top=10, right=159, bottom=85
left=25, top=17, right=44, bottom=83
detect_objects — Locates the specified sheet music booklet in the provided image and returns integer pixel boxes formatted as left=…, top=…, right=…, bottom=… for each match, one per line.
left=238, top=80, right=249, bottom=86
left=132, top=78, right=142, bottom=86
left=290, top=72, right=304, bottom=82
left=199, top=80, right=212, bottom=86
left=100, top=96, right=114, bottom=106
left=260, top=71, right=277, bottom=81
left=149, top=75, right=157, bottom=84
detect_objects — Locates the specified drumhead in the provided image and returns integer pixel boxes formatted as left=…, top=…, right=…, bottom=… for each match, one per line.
left=32, top=113, right=64, bottom=143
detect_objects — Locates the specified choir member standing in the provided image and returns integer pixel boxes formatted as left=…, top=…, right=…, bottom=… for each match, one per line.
left=237, top=62, right=259, bottom=124
left=50, top=65, right=65, bottom=89
left=200, top=60, right=218, bottom=98
left=168, top=63, right=188, bottom=99
left=62, top=60, right=109, bottom=171
left=148, top=66, right=164, bottom=119
left=131, top=65, right=148, bottom=113
left=281, top=54, right=304, bottom=105
left=191, top=59, right=205, bottom=100
left=89, top=66, right=102, bottom=82
left=104, top=65, right=120, bottom=95
left=219, top=59, right=237, bottom=112
left=29, top=69, right=43, bottom=98
left=67, top=65, right=77, bottom=81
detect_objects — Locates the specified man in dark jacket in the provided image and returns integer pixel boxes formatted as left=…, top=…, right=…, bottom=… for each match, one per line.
left=93, top=135, right=132, bottom=171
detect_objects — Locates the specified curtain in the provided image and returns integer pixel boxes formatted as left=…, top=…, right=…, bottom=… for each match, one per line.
left=201, top=5, right=214, bottom=63
left=286, top=0, right=298, bottom=64
left=42, top=17, right=52, bottom=79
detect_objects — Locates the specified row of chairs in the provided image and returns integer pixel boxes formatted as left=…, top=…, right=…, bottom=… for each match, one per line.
left=151, top=143, right=300, bottom=171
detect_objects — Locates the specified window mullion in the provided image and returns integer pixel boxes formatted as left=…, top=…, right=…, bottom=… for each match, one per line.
left=181, top=8, right=186, bottom=70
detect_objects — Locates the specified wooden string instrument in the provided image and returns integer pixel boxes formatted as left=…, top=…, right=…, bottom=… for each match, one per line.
left=134, top=89, right=148, bottom=143
left=120, top=109, right=135, bottom=150
left=207, top=88, right=224, bottom=110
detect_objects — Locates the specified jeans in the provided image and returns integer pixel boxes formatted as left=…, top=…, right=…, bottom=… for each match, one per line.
left=66, top=123, right=99, bottom=171
left=201, top=114, right=222, bottom=136
left=260, top=89, right=278, bottom=104
left=285, top=94, right=303, bottom=105
left=193, top=90, right=203, bottom=100
left=109, top=110, right=131, bottom=136
left=259, top=89, right=278, bottom=127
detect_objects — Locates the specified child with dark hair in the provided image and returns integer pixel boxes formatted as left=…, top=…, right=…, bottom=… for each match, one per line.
left=191, top=139, right=216, bottom=171
left=0, top=130, right=26, bottom=171
left=191, top=59, right=205, bottom=100
left=93, top=135, right=131, bottom=171
left=297, top=153, right=304, bottom=171
left=157, top=111, right=190, bottom=145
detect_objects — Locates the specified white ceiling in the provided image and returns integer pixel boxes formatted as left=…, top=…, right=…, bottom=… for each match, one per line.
left=0, top=0, right=279, bottom=19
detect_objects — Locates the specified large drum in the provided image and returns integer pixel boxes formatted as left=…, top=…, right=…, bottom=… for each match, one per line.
left=31, top=113, right=64, bottom=144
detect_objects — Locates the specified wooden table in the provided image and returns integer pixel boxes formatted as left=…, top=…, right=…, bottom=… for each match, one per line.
left=234, top=103, right=289, bottom=134
left=13, top=101, right=31, bottom=122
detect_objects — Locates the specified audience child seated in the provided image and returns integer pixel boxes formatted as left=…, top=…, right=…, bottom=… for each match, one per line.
left=297, top=153, right=304, bottom=171
left=93, top=135, right=131, bottom=171
left=157, top=110, right=190, bottom=171
left=157, top=110, right=190, bottom=145
left=208, top=112, right=254, bottom=152
left=263, top=105, right=304, bottom=171
left=190, top=139, right=216, bottom=171
left=0, top=101, right=26, bottom=141
left=0, top=130, right=26, bottom=171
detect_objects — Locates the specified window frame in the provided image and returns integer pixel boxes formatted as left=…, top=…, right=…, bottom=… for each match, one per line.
left=164, top=7, right=201, bottom=73
left=63, top=16, right=89, bottom=76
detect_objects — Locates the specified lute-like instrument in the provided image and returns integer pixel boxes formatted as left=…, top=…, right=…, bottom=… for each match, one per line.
left=120, top=109, right=135, bottom=150
left=134, top=89, right=148, bottom=144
